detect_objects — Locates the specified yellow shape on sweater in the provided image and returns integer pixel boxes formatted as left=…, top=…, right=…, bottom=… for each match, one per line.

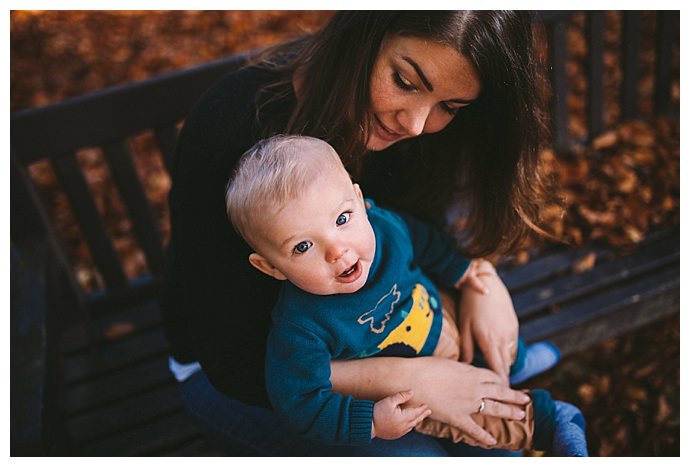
left=377, top=284, right=434, bottom=355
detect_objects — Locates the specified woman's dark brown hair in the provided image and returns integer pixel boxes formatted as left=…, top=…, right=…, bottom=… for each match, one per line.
left=252, top=11, right=553, bottom=257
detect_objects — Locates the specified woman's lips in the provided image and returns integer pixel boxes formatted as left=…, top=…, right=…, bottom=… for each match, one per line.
left=336, top=260, right=363, bottom=284
left=373, top=115, right=404, bottom=142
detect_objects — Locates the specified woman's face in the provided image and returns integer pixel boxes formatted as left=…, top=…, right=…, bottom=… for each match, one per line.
left=366, top=35, right=481, bottom=151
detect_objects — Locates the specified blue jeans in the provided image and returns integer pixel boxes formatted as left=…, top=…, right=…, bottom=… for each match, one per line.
left=179, top=370, right=522, bottom=456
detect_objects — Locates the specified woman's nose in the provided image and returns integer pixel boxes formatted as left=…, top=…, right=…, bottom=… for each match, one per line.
left=398, top=106, right=430, bottom=137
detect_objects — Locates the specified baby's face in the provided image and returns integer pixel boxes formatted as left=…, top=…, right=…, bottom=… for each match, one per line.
left=254, top=169, right=376, bottom=295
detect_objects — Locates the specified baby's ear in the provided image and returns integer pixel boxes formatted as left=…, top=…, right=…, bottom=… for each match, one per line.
left=248, top=253, right=287, bottom=281
left=353, top=183, right=369, bottom=207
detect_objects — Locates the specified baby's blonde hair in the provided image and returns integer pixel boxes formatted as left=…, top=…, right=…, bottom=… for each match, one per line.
left=226, top=135, right=347, bottom=249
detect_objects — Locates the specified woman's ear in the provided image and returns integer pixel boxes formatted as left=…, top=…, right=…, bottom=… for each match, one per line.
left=248, top=253, right=287, bottom=281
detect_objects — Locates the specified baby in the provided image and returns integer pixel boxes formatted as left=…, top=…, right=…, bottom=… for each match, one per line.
left=225, top=135, right=587, bottom=455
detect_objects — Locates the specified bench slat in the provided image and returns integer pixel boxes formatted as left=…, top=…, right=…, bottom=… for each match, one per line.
left=521, top=262, right=679, bottom=352
left=654, top=11, right=676, bottom=114
left=52, top=153, right=127, bottom=291
left=102, top=139, right=165, bottom=275
left=621, top=11, right=642, bottom=119
left=586, top=11, right=605, bottom=139
left=513, top=229, right=679, bottom=318
left=11, top=53, right=250, bottom=165
left=65, top=383, right=183, bottom=444
left=500, top=247, right=599, bottom=292
left=63, top=357, right=172, bottom=415
left=12, top=152, right=85, bottom=323
left=535, top=11, right=573, bottom=23
left=83, top=276, right=160, bottom=315
left=501, top=226, right=677, bottom=292
left=547, top=18, right=570, bottom=151
left=78, top=410, right=200, bottom=456
left=64, top=327, right=168, bottom=384
left=61, top=299, right=161, bottom=353
left=154, top=125, right=179, bottom=174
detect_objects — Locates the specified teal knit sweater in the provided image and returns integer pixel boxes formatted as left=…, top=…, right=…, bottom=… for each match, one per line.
left=265, top=201, right=471, bottom=445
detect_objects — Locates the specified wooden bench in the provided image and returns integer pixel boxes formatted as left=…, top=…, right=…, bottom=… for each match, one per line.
left=10, top=11, right=679, bottom=456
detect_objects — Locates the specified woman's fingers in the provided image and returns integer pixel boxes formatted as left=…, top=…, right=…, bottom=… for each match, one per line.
left=482, top=344, right=510, bottom=384
left=501, top=341, right=517, bottom=378
left=451, top=417, right=497, bottom=447
left=460, top=322, right=474, bottom=363
left=483, top=381, right=531, bottom=405
left=473, top=365, right=506, bottom=384
left=465, top=275, right=489, bottom=295
left=477, top=397, right=526, bottom=421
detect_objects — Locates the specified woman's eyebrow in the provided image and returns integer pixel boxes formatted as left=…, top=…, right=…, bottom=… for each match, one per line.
left=402, top=56, right=433, bottom=91
left=402, top=55, right=477, bottom=105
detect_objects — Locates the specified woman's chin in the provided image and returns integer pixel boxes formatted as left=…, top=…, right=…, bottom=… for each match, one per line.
left=366, top=137, right=396, bottom=152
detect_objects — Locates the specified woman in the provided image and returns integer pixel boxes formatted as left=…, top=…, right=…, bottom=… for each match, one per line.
left=161, top=11, right=555, bottom=455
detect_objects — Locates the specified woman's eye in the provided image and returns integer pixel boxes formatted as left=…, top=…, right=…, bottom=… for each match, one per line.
left=293, top=241, right=312, bottom=254
left=393, top=72, right=416, bottom=91
left=336, top=212, right=351, bottom=226
left=441, top=102, right=460, bottom=115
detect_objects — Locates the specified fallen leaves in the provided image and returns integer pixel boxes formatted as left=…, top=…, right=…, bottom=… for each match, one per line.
left=530, top=114, right=679, bottom=254
left=571, top=251, right=596, bottom=273
left=525, top=314, right=679, bottom=456
left=10, top=11, right=334, bottom=112
left=591, top=130, right=618, bottom=150
left=104, top=321, right=136, bottom=340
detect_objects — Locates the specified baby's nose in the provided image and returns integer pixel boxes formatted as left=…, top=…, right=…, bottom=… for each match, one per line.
left=325, top=244, right=348, bottom=263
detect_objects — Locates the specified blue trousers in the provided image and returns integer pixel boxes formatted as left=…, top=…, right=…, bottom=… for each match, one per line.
left=179, top=370, right=522, bottom=457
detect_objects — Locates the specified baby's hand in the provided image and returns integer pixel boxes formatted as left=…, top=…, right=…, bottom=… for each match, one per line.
left=371, top=390, right=431, bottom=440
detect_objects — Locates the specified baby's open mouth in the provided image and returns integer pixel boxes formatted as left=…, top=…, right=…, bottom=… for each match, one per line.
left=336, top=260, right=363, bottom=284
left=340, top=263, right=358, bottom=277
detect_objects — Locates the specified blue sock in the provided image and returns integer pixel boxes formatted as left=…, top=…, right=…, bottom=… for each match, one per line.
left=552, top=401, right=588, bottom=456
left=510, top=341, right=561, bottom=385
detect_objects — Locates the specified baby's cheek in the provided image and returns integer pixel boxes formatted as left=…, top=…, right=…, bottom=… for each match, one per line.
left=294, top=268, right=332, bottom=295
left=365, top=226, right=377, bottom=259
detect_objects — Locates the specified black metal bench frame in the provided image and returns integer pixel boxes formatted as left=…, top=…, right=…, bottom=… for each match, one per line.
left=10, top=11, right=679, bottom=456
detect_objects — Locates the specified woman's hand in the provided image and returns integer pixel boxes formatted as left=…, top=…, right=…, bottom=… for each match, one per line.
left=455, top=259, right=489, bottom=295
left=458, top=260, right=519, bottom=383
left=408, top=358, right=528, bottom=447
left=331, top=357, right=530, bottom=447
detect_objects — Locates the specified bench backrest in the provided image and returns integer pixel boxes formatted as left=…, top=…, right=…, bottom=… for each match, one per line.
left=10, top=12, right=678, bottom=314
left=12, top=53, right=250, bottom=313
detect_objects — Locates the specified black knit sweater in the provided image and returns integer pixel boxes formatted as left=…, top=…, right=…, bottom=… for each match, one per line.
left=161, top=65, right=421, bottom=407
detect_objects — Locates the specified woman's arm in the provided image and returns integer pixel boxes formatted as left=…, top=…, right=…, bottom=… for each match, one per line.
left=457, top=260, right=519, bottom=383
left=331, top=356, right=530, bottom=447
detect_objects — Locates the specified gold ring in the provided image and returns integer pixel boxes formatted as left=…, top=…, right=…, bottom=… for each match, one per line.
left=478, top=399, right=486, bottom=414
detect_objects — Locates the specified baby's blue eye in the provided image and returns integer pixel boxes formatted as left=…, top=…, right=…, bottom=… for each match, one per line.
left=336, top=212, right=350, bottom=226
left=293, top=241, right=312, bottom=254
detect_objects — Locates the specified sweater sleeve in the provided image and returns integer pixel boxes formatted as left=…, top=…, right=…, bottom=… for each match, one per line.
left=393, top=209, right=471, bottom=288
left=265, top=317, right=375, bottom=445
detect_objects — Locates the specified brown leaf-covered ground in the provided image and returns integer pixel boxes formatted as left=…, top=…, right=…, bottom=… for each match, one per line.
left=10, top=11, right=679, bottom=456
